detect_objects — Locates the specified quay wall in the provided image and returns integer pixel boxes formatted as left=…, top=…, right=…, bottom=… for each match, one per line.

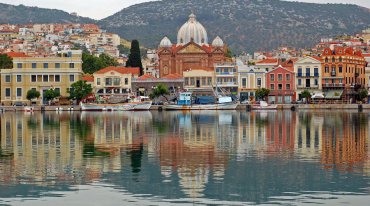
left=1, top=104, right=369, bottom=112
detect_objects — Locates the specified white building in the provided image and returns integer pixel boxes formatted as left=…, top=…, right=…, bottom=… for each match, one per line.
left=294, top=56, right=322, bottom=100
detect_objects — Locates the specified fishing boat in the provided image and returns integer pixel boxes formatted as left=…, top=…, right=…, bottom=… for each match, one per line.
left=252, top=101, right=278, bottom=110
left=164, top=92, right=238, bottom=110
left=79, top=96, right=152, bottom=111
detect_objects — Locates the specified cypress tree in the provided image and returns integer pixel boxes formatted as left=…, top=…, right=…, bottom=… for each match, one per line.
left=126, top=40, right=143, bottom=75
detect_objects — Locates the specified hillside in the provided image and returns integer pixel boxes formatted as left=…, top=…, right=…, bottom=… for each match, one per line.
left=0, top=3, right=95, bottom=24
left=100, top=0, right=370, bottom=53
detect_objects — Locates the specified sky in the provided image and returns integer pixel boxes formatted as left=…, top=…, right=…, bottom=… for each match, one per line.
left=0, top=0, right=369, bottom=20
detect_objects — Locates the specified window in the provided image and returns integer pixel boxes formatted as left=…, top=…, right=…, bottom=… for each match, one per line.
left=97, top=78, right=101, bottom=85
left=270, top=84, right=275, bottom=90
left=202, top=77, right=206, bottom=85
left=55, top=63, right=60, bottom=68
left=325, top=58, right=328, bottom=63
left=190, top=77, right=195, bottom=85
left=278, top=74, right=282, bottom=81
left=315, top=79, right=318, bottom=85
left=286, top=84, right=290, bottom=90
left=105, top=78, right=112, bottom=86
left=257, top=78, right=262, bottom=87
left=113, top=78, right=121, bottom=86
left=55, top=75, right=60, bottom=82
left=339, top=65, right=342, bottom=73
left=16, top=75, right=22, bottom=82
left=325, top=65, right=329, bottom=73
left=216, top=68, right=220, bottom=73
left=32, top=63, right=36, bottom=68
left=305, top=68, right=310, bottom=76
left=16, top=88, right=22, bottom=97
left=278, top=84, right=282, bottom=90
left=339, top=57, right=342, bottom=62
left=17, top=63, right=22, bottom=68
left=54, top=88, right=60, bottom=94
left=43, top=75, right=49, bottom=82
left=298, top=68, right=302, bottom=76
left=5, top=88, right=10, bottom=97
left=43, top=63, right=49, bottom=68
left=31, top=75, right=37, bottom=82
left=69, top=63, right=75, bottom=68
left=298, top=79, right=301, bottom=85
left=5, top=75, right=11, bottom=83
left=286, top=74, right=290, bottom=81
left=314, top=68, right=319, bottom=76
left=185, top=77, right=189, bottom=85
left=242, top=78, right=247, bottom=87
left=207, top=77, right=212, bottom=85
left=31, top=88, right=36, bottom=91
left=270, top=74, right=275, bottom=81
left=125, top=78, right=128, bottom=85
left=69, top=75, right=75, bottom=82
left=332, top=57, right=335, bottom=62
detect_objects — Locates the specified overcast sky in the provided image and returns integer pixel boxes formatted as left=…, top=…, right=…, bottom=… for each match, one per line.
left=0, top=0, right=369, bottom=20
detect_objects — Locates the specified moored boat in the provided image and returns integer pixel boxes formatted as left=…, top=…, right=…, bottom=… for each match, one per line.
left=252, top=101, right=278, bottom=110
left=164, top=92, right=238, bottom=110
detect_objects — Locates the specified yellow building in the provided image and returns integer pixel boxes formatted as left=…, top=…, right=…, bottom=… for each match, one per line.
left=183, top=67, right=215, bottom=90
left=0, top=50, right=83, bottom=105
left=93, top=66, right=140, bottom=95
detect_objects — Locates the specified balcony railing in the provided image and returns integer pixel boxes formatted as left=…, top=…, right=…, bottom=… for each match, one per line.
left=217, top=72, right=235, bottom=75
left=297, top=85, right=320, bottom=89
left=322, top=83, right=344, bottom=87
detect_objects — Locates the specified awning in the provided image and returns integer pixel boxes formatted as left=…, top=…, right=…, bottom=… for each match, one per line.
left=312, top=92, right=325, bottom=99
left=324, top=90, right=344, bottom=99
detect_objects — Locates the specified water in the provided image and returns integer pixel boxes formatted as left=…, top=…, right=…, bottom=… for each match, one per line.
left=0, top=111, right=370, bottom=205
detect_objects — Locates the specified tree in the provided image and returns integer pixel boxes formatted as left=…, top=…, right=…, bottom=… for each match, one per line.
left=126, top=40, right=143, bottom=75
left=68, top=80, right=93, bottom=103
left=300, top=90, right=311, bottom=103
left=44, top=89, right=60, bottom=102
left=149, top=83, right=169, bottom=101
left=358, top=89, right=368, bottom=102
left=117, top=44, right=130, bottom=56
left=0, top=54, right=13, bottom=69
left=225, top=48, right=233, bottom=58
left=26, top=89, right=40, bottom=102
left=255, top=88, right=270, bottom=101
left=82, top=53, right=118, bottom=74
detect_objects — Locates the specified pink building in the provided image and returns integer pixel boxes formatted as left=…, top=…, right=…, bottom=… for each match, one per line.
left=266, top=66, right=296, bottom=104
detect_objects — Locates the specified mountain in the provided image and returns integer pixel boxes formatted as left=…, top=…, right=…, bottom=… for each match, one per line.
left=100, top=0, right=370, bottom=53
left=0, top=3, right=95, bottom=24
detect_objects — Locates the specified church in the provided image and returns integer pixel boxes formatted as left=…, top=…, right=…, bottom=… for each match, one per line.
left=158, top=13, right=227, bottom=77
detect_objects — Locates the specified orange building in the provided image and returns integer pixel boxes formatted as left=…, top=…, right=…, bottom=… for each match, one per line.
left=321, top=47, right=366, bottom=99
left=157, top=14, right=227, bottom=77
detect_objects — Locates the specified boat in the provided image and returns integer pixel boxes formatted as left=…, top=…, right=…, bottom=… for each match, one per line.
left=164, top=92, right=238, bottom=110
left=24, top=106, right=34, bottom=112
left=252, top=101, right=278, bottom=110
left=80, top=102, right=134, bottom=111
left=79, top=96, right=152, bottom=111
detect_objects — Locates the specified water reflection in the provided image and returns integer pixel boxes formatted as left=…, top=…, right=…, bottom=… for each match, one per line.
left=0, top=111, right=369, bottom=205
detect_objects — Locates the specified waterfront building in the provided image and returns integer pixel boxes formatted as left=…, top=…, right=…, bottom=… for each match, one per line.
left=93, top=66, right=140, bottom=96
left=266, top=66, right=296, bottom=104
left=183, top=67, right=215, bottom=91
left=294, top=56, right=322, bottom=100
left=157, top=14, right=227, bottom=77
left=237, top=63, right=266, bottom=102
left=0, top=50, right=83, bottom=105
left=131, top=74, right=184, bottom=97
left=215, top=63, right=238, bottom=94
left=321, top=47, right=366, bottom=100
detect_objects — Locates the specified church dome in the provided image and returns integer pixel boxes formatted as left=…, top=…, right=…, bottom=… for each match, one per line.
left=177, top=13, right=208, bottom=46
left=212, top=36, right=224, bottom=47
left=159, top=36, right=172, bottom=47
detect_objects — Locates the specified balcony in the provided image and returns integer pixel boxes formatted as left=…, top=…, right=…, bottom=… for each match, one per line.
left=216, top=72, right=236, bottom=76
left=297, top=85, right=320, bottom=89
left=297, top=73, right=302, bottom=77
left=322, top=83, right=344, bottom=88
left=217, top=82, right=238, bottom=87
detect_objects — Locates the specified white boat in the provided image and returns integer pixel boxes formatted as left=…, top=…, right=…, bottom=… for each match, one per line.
left=252, top=101, right=278, bottom=110
left=24, top=106, right=34, bottom=112
left=164, top=92, right=238, bottom=110
left=79, top=96, right=151, bottom=111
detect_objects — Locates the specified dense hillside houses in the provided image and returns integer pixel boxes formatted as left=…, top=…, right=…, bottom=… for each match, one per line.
left=0, top=23, right=122, bottom=58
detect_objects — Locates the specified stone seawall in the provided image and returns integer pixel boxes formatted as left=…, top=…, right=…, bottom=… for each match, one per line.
left=1, top=104, right=369, bottom=112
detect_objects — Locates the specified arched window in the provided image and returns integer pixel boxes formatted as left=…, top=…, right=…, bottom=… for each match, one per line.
left=332, top=57, right=335, bottom=62
left=339, top=57, right=342, bottom=62
left=325, top=57, right=328, bottom=63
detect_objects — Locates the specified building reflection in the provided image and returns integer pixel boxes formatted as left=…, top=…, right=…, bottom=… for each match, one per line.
left=321, top=112, right=368, bottom=172
left=0, top=110, right=369, bottom=200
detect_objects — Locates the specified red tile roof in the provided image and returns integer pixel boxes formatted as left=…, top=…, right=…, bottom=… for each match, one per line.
left=82, top=74, right=94, bottom=82
left=6, top=52, right=29, bottom=58
left=256, top=58, right=278, bottom=64
left=138, top=74, right=157, bottom=80
left=94, top=66, right=140, bottom=75
left=162, top=73, right=183, bottom=79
